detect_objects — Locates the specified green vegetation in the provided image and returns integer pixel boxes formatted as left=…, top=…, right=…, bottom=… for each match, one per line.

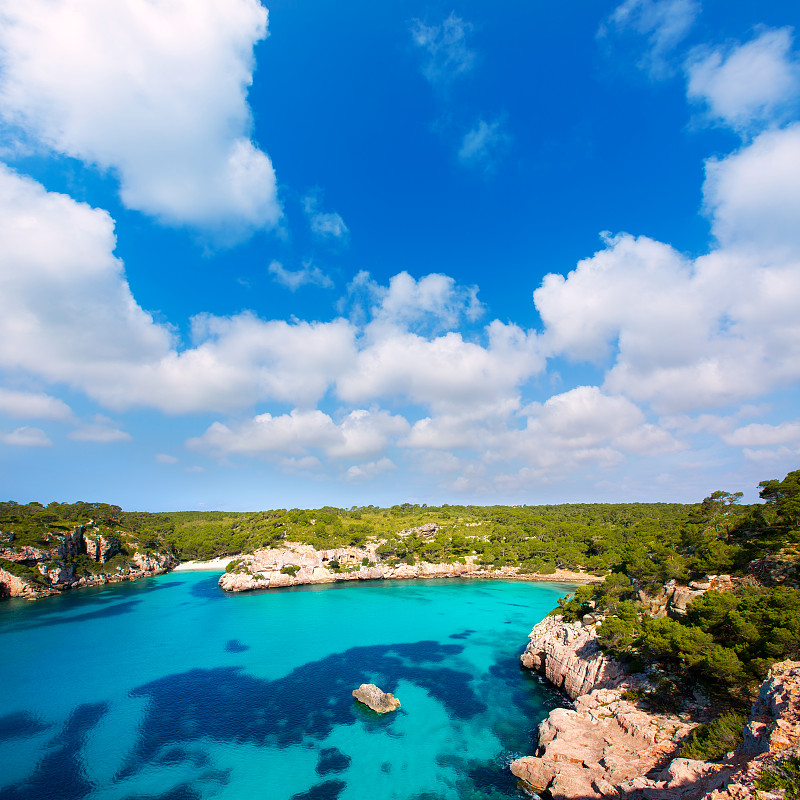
left=280, top=565, right=300, bottom=576
left=0, top=558, right=50, bottom=588
left=680, top=711, right=748, bottom=761
left=2, top=471, right=798, bottom=708
left=757, top=753, right=800, bottom=798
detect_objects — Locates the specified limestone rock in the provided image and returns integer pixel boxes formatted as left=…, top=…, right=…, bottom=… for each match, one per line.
left=0, top=566, right=54, bottom=599
left=0, top=545, right=51, bottom=563
left=352, top=683, right=401, bottom=713
left=515, top=610, right=800, bottom=800
left=520, top=615, right=625, bottom=699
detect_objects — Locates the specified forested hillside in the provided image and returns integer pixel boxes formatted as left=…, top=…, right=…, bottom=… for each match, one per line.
left=1, top=471, right=797, bottom=577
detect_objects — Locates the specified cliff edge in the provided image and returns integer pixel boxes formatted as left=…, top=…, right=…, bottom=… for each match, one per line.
left=512, top=616, right=800, bottom=800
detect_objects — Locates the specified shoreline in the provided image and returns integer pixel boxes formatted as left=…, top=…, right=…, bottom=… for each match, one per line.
left=216, top=544, right=603, bottom=594
left=172, top=557, right=235, bottom=572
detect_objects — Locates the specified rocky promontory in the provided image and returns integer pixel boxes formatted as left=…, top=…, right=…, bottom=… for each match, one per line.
left=512, top=614, right=800, bottom=799
left=217, top=542, right=601, bottom=593
left=0, top=523, right=176, bottom=600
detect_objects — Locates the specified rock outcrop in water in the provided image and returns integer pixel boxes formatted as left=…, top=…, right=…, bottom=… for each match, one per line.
left=512, top=615, right=800, bottom=800
left=352, top=684, right=401, bottom=713
left=218, top=543, right=600, bottom=593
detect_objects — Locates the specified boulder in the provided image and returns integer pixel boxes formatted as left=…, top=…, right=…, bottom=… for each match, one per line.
left=352, top=683, right=401, bottom=713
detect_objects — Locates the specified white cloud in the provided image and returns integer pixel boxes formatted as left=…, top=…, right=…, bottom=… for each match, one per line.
left=68, top=415, right=131, bottom=443
left=0, top=166, right=357, bottom=413
left=268, top=260, right=334, bottom=291
left=704, top=124, right=800, bottom=254
left=0, top=388, right=73, bottom=421
left=722, top=420, right=800, bottom=448
left=189, top=407, right=409, bottom=462
left=0, top=426, right=52, bottom=447
left=458, top=118, right=511, bottom=172
left=533, top=176, right=800, bottom=414
left=601, top=0, right=700, bottom=79
left=686, top=28, right=800, bottom=133
left=345, top=458, right=396, bottom=482
left=0, top=0, right=279, bottom=236
left=0, top=163, right=175, bottom=388
left=341, top=270, right=484, bottom=334
left=410, top=13, right=475, bottom=86
left=339, top=320, right=542, bottom=414
left=155, top=453, right=179, bottom=464
left=302, top=192, right=349, bottom=240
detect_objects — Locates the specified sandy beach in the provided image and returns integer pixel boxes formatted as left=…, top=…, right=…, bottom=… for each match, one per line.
left=172, top=557, right=235, bottom=572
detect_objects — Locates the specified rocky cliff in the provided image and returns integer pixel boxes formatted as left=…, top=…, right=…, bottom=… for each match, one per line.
left=512, top=616, right=800, bottom=800
left=0, top=523, right=176, bottom=600
left=217, top=543, right=600, bottom=592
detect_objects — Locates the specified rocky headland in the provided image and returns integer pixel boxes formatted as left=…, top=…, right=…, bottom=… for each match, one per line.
left=511, top=609, right=800, bottom=799
left=217, top=541, right=601, bottom=593
left=0, top=523, right=176, bottom=599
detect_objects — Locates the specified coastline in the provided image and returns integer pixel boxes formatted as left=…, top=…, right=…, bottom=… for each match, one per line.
left=512, top=614, right=800, bottom=799
left=216, top=544, right=603, bottom=594
left=172, top=557, right=235, bottom=572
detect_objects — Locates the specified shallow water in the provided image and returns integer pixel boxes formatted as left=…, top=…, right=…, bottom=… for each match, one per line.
left=0, top=573, right=572, bottom=800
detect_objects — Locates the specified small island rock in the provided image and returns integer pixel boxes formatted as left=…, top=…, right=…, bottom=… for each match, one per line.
left=352, top=683, right=401, bottom=713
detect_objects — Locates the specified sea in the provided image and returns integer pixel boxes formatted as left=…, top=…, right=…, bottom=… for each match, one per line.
left=0, top=571, right=574, bottom=800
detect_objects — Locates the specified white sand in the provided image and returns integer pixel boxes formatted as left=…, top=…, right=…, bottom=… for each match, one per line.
left=172, top=557, right=235, bottom=572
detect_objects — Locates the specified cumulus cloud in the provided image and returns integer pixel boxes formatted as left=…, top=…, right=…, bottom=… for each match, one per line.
left=458, top=118, right=511, bottom=172
left=0, top=426, right=52, bottom=447
left=704, top=124, right=800, bottom=254
left=410, top=13, right=475, bottom=86
left=722, top=420, right=800, bottom=448
left=268, top=260, right=334, bottom=291
left=345, top=458, right=396, bottom=482
left=0, top=0, right=279, bottom=236
left=339, top=320, right=542, bottom=415
left=686, top=28, right=800, bottom=133
left=341, top=270, right=484, bottom=334
left=155, top=453, right=179, bottom=464
left=0, top=166, right=358, bottom=413
left=0, top=388, right=73, bottom=420
left=533, top=135, right=800, bottom=418
left=68, top=415, right=131, bottom=443
left=600, top=0, right=700, bottom=78
left=303, top=192, right=349, bottom=240
left=189, top=408, right=409, bottom=463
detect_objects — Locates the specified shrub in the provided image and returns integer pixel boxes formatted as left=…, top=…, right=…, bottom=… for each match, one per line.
left=680, top=711, right=747, bottom=761
left=280, top=565, right=300, bottom=576
left=757, top=753, right=800, bottom=798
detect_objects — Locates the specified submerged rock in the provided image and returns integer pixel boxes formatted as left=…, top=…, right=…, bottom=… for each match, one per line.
left=352, top=683, right=401, bottom=713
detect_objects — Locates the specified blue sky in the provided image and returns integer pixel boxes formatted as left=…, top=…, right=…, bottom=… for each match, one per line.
left=0, top=0, right=799, bottom=511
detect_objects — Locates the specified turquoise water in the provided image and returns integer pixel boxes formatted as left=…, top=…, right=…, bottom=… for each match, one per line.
left=0, top=572, right=571, bottom=800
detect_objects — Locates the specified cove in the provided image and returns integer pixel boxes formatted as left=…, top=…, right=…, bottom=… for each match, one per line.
left=0, top=571, right=573, bottom=800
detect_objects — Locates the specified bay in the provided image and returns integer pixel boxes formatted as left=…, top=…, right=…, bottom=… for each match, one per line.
left=0, top=572, right=571, bottom=800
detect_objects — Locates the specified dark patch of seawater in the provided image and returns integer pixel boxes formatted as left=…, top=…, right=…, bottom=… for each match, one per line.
left=0, top=574, right=570, bottom=800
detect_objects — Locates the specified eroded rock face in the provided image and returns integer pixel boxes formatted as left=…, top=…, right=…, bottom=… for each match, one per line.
left=84, top=533, right=120, bottom=563
left=520, top=614, right=625, bottom=699
left=638, top=575, right=739, bottom=619
left=352, top=683, right=401, bottom=713
left=513, top=613, right=800, bottom=800
left=217, top=543, right=601, bottom=593
left=0, top=566, right=54, bottom=599
left=707, top=660, right=800, bottom=800
left=0, top=549, right=176, bottom=600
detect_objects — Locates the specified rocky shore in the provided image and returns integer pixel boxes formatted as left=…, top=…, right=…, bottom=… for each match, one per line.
left=511, top=614, right=800, bottom=799
left=0, top=523, right=176, bottom=599
left=217, top=542, right=601, bottom=593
